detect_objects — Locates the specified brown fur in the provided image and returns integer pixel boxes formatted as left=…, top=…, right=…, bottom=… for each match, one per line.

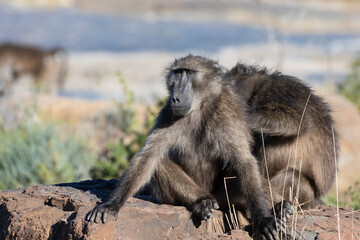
left=224, top=63, right=338, bottom=210
left=0, top=43, right=67, bottom=95
left=87, top=55, right=278, bottom=239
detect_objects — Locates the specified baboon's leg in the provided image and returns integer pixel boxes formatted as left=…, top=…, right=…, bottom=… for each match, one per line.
left=34, top=57, right=57, bottom=94
left=263, top=168, right=318, bottom=212
left=0, top=60, right=14, bottom=96
left=151, top=157, right=213, bottom=207
left=151, top=158, right=219, bottom=220
left=249, top=104, right=308, bottom=137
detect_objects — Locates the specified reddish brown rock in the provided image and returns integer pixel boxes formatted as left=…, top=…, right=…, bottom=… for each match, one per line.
left=0, top=180, right=227, bottom=240
left=290, top=205, right=360, bottom=240
left=1, top=180, right=359, bottom=240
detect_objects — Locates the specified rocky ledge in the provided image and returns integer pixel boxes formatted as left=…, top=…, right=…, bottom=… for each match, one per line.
left=0, top=179, right=359, bottom=240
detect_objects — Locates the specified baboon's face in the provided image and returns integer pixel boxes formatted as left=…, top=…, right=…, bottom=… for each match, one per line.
left=169, top=68, right=196, bottom=116
left=167, top=56, right=222, bottom=117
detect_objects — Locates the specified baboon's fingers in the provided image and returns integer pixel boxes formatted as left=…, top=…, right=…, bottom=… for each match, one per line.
left=85, top=211, right=92, bottom=221
left=94, top=210, right=102, bottom=223
left=86, top=204, right=117, bottom=223
left=256, top=216, right=278, bottom=240
left=89, top=209, right=97, bottom=222
left=191, top=196, right=219, bottom=220
left=274, top=200, right=294, bottom=221
left=204, top=209, right=212, bottom=220
left=276, top=218, right=287, bottom=234
left=262, top=226, right=276, bottom=240
left=102, top=211, right=108, bottom=223
left=212, top=199, right=219, bottom=209
left=203, top=199, right=213, bottom=220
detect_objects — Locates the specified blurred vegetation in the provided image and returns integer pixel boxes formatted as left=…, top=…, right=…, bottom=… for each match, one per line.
left=0, top=116, right=95, bottom=190
left=324, top=180, right=360, bottom=210
left=338, top=52, right=360, bottom=110
left=326, top=53, right=360, bottom=210
left=0, top=72, right=165, bottom=189
left=90, top=73, right=165, bottom=179
left=346, top=180, right=360, bottom=210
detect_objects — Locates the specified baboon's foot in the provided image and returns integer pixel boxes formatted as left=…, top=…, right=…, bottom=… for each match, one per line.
left=191, top=196, right=219, bottom=221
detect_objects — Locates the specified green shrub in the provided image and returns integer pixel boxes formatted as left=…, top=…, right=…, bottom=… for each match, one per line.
left=334, top=53, right=360, bottom=210
left=90, top=73, right=165, bottom=179
left=0, top=121, right=95, bottom=190
left=345, top=180, right=360, bottom=210
left=324, top=181, right=360, bottom=210
left=338, top=53, right=360, bottom=109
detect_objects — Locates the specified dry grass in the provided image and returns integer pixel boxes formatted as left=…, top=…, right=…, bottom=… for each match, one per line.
left=37, top=95, right=114, bottom=125
left=333, top=126, right=341, bottom=240
left=290, top=92, right=312, bottom=239
left=223, top=176, right=240, bottom=230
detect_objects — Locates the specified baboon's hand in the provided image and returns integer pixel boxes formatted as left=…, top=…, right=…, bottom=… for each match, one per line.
left=191, top=196, right=219, bottom=221
left=274, top=200, right=295, bottom=220
left=273, top=200, right=294, bottom=234
left=86, top=203, right=118, bottom=224
left=253, top=216, right=278, bottom=240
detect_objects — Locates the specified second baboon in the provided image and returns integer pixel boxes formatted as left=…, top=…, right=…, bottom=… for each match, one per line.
left=224, top=63, right=338, bottom=212
left=87, top=55, right=281, bottom=240
left=0, top=43, right=67, bottom=95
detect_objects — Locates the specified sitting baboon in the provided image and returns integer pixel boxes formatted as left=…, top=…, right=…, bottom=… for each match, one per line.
left=87, top=55, right=280, bottom=240
left=0, top=43, right=67, bottom=95
left=224, top=63, right=338, bottom=212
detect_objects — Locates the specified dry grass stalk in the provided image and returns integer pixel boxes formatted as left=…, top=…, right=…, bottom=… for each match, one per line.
left=332, top=126, right=341, bottom=240
left=232, top=204, right=240, bottom=229
left=290, top=92, right=312, bottom=240
left=261, top=128, right=280, bottom=238
left=352, top=193, right=355, bottom=240
left=223, top=176, right=240, bottom=230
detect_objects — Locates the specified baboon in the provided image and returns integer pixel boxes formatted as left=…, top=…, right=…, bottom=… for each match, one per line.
left=0, top=43, right=67, bottom=95
left=224, top=63, right=338, bottom=211
left=87, top=55, right=281, bottom=239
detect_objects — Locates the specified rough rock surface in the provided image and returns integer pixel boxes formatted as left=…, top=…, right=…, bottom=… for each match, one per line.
left=0, top=179, right=359, bottom=240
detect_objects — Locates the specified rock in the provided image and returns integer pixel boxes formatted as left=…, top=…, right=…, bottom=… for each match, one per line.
left=0, top=179, right=226, bottom=240
left=1, top=180, right=359, bottom=240
left=288, top=205, right=360, bottom=240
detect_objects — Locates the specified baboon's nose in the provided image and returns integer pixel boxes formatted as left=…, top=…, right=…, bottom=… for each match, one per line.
left=172, top=97, right=180, bottom=103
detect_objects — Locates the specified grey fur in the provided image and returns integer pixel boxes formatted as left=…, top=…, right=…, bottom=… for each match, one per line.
left=86, top=55, right=278, bottom=239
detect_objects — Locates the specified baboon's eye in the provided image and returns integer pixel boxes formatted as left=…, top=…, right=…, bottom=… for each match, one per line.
left=173, top=69, right=182, bottom=75
left=187, top=70, right=195, bottom=74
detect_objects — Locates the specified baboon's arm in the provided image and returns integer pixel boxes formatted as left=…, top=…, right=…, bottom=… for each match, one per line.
left=228, top=143, right=278, bottom=238
left=86, top=129, right=170, bottom=223
left=248, top=103, right=308, bottom=137
left=234, top=155, right=270, bottom=219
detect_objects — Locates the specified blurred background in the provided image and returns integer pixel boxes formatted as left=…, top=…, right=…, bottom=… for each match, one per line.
left=0, top=0, right=359, bottom=209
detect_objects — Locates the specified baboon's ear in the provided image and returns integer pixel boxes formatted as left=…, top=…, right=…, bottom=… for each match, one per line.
left=236, top=63, right=251, bottom=74
left=214, top=63, right=227, bottom=73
